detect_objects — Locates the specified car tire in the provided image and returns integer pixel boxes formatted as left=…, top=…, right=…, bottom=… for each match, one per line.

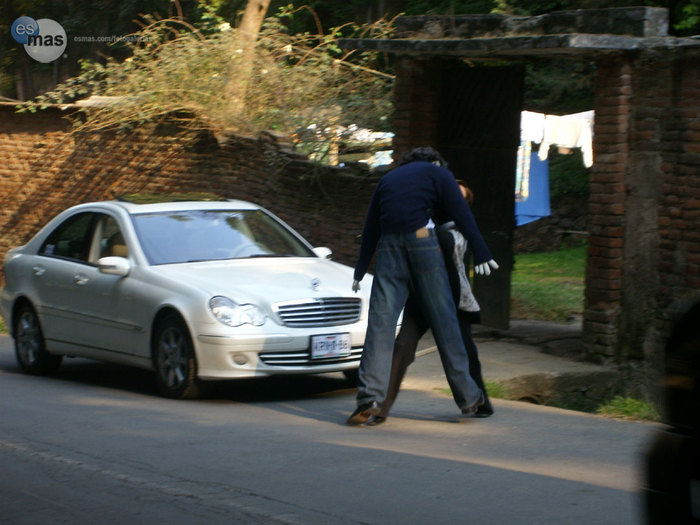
left=152, top=314, right=205, bottom=399
left=14, top=303, right=62, bottom=375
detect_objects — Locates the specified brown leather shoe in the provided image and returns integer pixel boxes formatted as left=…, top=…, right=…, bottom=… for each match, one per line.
left=346, top=401, right=381, bottom=425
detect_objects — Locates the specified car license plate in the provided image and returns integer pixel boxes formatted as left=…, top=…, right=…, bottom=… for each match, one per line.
left=311, top=333, right=351, bottom=359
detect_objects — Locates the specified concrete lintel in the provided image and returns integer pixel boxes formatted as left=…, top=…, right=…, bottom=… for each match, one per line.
left=339, top=34, right=700, bottom=60
left=394, top=7, right=669, bottom=39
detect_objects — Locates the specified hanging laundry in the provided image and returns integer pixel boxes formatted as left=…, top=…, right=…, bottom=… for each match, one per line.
left=520, top=110, right=546, bottom=144
left=515, top=140, right=532, bottom=201
left=516, top=110, right=592, bottom=226
left=537, top=110, right=594, bottom=167
left=515, top=152, right=551, bottom=226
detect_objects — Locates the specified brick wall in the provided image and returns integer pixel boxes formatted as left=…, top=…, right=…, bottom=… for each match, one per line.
left=653, top=54, right=700, bottom=347
left=583, top=50, right=700, bottom=392
left=0, top=105, right=379, bottom=285
left=391, top=57, right=441, bottom=158
left=584, top=57, right=631, bottom=361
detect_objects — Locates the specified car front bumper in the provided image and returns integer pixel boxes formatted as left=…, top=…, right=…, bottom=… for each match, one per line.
left=194, top=331, right=363, bottom=379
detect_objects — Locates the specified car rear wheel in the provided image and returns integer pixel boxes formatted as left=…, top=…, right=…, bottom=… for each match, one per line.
left=153, top=314, right=204, bottom=399
left=14, top=304, right=62, bottom=375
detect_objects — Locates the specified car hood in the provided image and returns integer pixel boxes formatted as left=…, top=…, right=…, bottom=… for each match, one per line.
left=154, top=257, right=368, bottom=305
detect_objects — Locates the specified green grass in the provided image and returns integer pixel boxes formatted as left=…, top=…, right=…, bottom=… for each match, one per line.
left=596, top=396, right=661, bottom=422
left=439, top=381, right=508, bottom=400
left=0, top=318, right=6, bottom=335
left=510, top=243, right=586, bottom=322
left=441, top=384, right=659, bottom=421
left=483, top=380, right=509, bottom=399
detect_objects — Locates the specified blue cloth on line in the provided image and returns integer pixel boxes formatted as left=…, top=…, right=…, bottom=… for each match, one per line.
left=515, top=153, right=550, bottom=227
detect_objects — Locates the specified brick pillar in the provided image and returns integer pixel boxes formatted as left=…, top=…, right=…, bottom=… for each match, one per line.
left=586, top=51, right=700, bottom=380
left=392, top=56, right=442, bottom=160
left=584, top=57, right=631, bottom=361
left=622, top=54, right=671, bottom=362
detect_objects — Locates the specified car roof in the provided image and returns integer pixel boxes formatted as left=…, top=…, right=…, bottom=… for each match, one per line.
left=97, top=197, right=263, bottom=215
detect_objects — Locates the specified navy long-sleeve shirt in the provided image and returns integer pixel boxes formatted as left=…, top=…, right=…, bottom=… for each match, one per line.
left=353, top=161, right=492, bottom=281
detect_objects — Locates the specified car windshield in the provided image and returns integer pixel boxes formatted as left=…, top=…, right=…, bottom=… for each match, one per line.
left=131, top=209, right=315, bottom=265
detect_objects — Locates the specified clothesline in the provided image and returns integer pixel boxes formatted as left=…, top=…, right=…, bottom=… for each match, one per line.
left=520, top=110, right=594, bottom=168
left=515, top=110, right=594, bottom=227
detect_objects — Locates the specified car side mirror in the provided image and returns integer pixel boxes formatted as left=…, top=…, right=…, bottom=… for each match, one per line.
left=313, top=247, right=332, bottom=259
left=97, top=256, right=131, bottom=276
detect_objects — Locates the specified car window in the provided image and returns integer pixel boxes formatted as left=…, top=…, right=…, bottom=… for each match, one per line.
left=132, top=209, right=315, bottom=265
left=93, top=215, right=128, bottom=261
left=39, top=212, right=95, bottom=262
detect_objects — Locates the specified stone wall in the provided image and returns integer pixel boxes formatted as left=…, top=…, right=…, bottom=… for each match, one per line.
left=0, top=105, right=379, bottom=285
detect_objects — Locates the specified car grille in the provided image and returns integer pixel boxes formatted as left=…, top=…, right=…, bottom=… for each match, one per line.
left=259, top=347, right=363, bottom=367
left=273, top=297, right=362, bottom=328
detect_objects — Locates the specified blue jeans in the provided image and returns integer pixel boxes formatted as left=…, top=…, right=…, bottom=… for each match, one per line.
left=357, top=229, right=483, bottom=409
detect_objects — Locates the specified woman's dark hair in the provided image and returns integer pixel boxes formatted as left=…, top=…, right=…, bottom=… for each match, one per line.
left=399, top=146, right=448, bottom=168
left=455, top=178, right=475, bottom=204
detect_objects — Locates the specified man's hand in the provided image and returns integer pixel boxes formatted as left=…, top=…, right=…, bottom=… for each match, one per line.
left=474, top=259, right=499, bottom=276
left=352, top=280, right=361, bottom=293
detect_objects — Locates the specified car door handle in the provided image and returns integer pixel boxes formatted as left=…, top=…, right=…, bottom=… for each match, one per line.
left=32, top=265, right=46, bottom=276
left=74, top=274, right=89, bottom=285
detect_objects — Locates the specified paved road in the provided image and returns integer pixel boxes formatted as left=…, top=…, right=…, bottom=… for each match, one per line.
left=0, top=334, right=658, bottom=524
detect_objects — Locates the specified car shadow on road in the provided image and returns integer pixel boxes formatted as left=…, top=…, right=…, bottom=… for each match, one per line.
left=209, top=374, right=356, bottom=402
left=1, top=357, right=477, bottom=427
left=0, top=356, right=358, bottom=402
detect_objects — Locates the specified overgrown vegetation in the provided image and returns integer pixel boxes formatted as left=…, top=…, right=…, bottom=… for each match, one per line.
left=18, top=6, right=395, bottom=161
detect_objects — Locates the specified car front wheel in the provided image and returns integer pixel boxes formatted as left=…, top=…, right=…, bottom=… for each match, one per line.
left=14, top=303, right=62, bottom=375
left=152, top=314, right=204, bottom=399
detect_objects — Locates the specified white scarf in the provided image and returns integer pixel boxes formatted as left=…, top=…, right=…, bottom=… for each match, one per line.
left=442, top=222, right=480, bottom=313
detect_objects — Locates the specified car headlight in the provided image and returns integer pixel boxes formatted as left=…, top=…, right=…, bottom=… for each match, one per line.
left=209, top=296, right=266, bottom=327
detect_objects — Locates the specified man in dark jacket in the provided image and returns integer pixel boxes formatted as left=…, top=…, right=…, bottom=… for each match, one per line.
left=371, top=180, right=495, bottom=425
left=347, top=147, right=498, bottom=425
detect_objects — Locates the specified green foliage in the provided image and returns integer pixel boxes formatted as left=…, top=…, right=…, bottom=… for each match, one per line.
left=510, top=244, right=586, bottom=322
left=596, top=396, right=661, bottom=421
left=673, top=0, right=700, bottom=36
left=525, top=60, right=595, bottom=115
left=547, top=149, right=590, bottom=199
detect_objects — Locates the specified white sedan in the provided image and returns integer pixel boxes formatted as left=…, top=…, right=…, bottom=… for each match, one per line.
left=1, top=197, right=372, bottom=398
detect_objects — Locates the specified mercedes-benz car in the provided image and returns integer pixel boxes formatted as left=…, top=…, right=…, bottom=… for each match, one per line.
left=1, top=196, right=372, bottom=398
